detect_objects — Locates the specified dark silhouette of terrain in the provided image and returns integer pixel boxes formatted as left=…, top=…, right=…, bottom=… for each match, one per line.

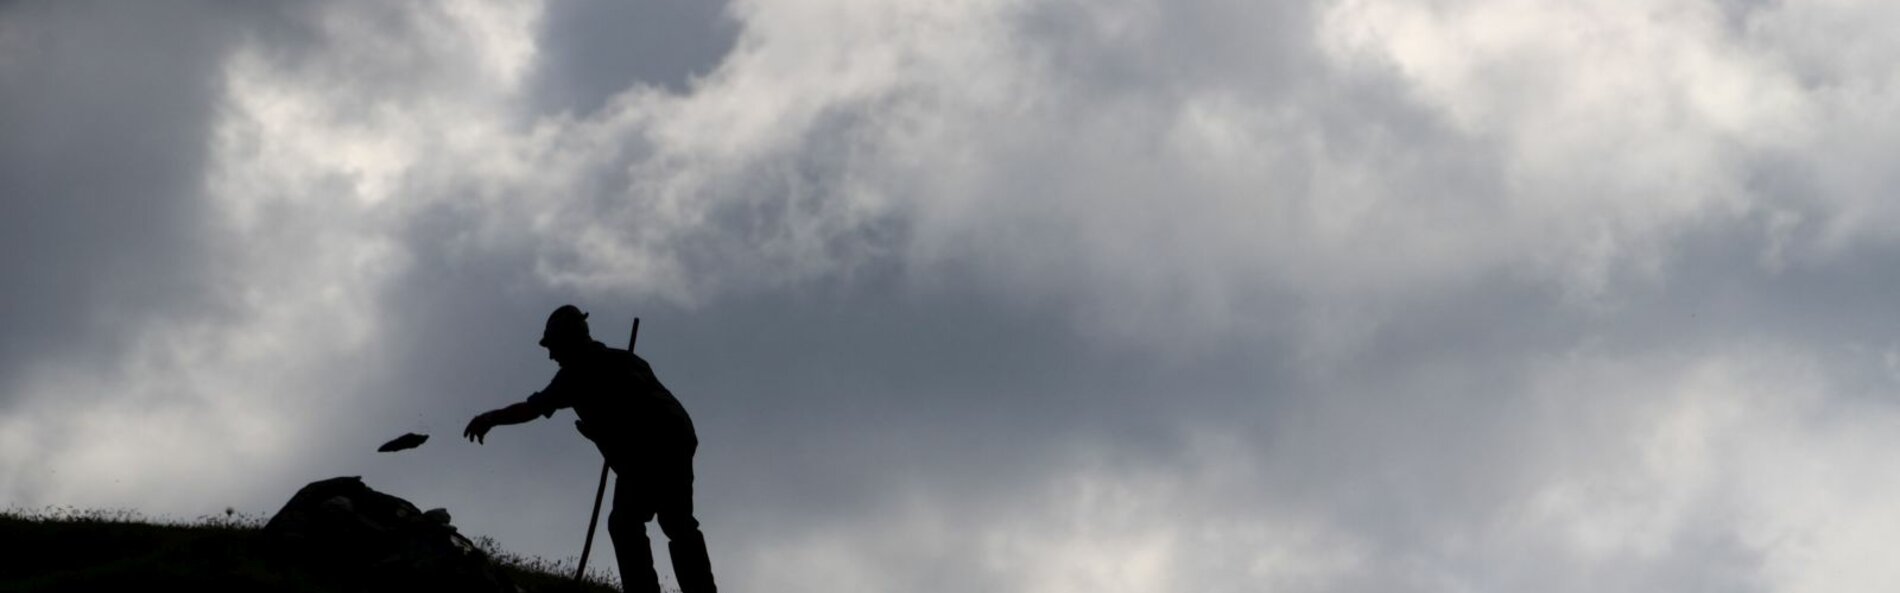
left=0, top=477, right=626, bottom=593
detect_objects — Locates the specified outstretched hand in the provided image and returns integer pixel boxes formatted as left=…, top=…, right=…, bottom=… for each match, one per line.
left=463, top=412, right=494, bottom=444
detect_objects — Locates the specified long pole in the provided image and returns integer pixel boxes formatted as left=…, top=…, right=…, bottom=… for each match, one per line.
left=576, top=317, right=638, bottom=582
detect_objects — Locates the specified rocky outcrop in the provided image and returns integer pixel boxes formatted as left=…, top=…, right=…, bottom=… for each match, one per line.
left=263, top=476, right=514, bottom=593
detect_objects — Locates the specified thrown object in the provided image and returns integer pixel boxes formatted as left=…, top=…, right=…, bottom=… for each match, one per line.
left=378, top=432, right=429, bottom=452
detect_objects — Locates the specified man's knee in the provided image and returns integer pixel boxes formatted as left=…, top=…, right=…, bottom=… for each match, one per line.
left=609, top=507, right=652, bottom=539
left=656, top=510, right=701, bottom=540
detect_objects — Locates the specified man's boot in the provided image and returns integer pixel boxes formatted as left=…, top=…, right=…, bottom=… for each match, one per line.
left=610, top=514, right=660, bottom=593
left=669, top=536, right=717, bottom=593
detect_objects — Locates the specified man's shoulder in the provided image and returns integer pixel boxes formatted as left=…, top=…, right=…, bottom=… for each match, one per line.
left=590, top=344, right=634, bottom=361
left=576, top=341, right=620, bottom=359
left=580, top=344, right=650, bottom=373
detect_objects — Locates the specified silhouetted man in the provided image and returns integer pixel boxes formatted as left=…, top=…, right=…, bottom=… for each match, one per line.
left=464, top=305, right=716, bottom=593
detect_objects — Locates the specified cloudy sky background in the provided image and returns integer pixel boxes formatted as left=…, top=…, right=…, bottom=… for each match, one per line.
left=7, top=0, right=1900, bottom=591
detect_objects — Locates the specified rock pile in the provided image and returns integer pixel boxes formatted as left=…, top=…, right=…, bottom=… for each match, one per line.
left=263, top=476, right=514, bottom=592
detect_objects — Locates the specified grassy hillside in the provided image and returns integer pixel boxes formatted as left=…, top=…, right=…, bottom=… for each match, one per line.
left=0, top=507, right=624, bottom=593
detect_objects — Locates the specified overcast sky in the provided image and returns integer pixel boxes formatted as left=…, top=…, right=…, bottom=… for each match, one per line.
left=7, top=0, right=1900, bottom=591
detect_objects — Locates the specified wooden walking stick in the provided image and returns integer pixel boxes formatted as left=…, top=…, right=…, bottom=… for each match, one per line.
left=576, top=317, right=638, bottom=582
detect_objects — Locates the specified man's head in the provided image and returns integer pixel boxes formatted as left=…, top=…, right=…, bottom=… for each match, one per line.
left=540, top=304, right=592, bottom=362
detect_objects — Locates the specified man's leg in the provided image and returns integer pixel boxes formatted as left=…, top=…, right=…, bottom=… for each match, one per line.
left=655, top=453, right=716, bottom=593
left=608, top=471, right=660, bottom=593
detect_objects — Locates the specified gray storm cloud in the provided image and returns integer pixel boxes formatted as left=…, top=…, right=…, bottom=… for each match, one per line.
left=6, top=1, right=1900, bottom=592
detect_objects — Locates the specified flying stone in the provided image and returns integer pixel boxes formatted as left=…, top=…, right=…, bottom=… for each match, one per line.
left=377, top=432, right=429, bottom=453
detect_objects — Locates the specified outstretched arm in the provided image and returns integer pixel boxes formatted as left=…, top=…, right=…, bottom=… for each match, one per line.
left=463, top=400, right=545, bottom=444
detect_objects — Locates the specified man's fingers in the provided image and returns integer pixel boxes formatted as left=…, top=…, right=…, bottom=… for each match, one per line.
left=463, top=416, right=483, bottom=443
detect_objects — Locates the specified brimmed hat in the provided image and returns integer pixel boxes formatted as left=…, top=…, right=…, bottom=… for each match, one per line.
left=539, top=305, right=591, bottom=347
